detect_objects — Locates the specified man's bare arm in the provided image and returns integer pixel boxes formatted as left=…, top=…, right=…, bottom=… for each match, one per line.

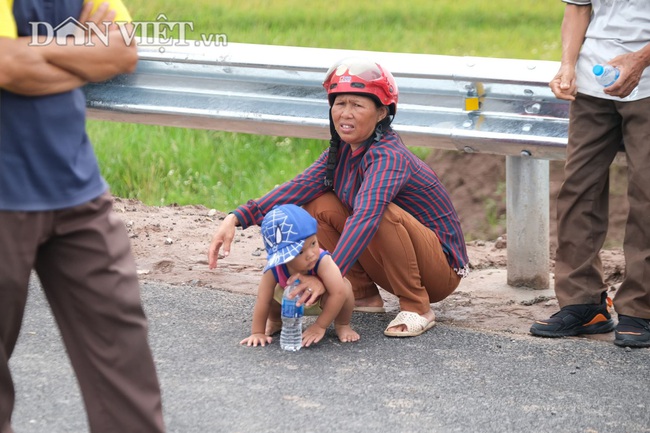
left=0, top=3, right=137, bottom=95
left=41, top=23, right=138, bottom=83
left=38, top=2, right=138, bottom=82
left=559, top=4, right=591, bottom=69
left=549, top=4, right=592, bottom=100
left=0, top=37, right=86, bottom=95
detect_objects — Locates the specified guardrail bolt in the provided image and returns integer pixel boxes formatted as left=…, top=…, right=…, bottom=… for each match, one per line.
left=524, top=103, right=541, bottom=114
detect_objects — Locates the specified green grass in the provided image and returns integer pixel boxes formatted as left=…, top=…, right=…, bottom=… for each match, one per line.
left=89, top=123, right=326, bottom=208
left=90, top=0, right=565, bottom=210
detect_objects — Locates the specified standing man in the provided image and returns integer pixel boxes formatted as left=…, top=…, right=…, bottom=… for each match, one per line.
left=530, top=0, right=650, bottom=348
left=0, top=1, right=166, bottom=432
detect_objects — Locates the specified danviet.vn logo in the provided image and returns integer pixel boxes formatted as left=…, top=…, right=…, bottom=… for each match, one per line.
left=29, top=14, right=228, bottom=52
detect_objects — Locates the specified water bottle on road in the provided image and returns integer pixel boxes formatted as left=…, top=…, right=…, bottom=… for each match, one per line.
left=280, top=279, right=304, bottom=351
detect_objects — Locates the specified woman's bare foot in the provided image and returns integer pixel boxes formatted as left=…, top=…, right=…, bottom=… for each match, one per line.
left=265, top=320, right=282, bottom=336
left=335, top=324, right=360, bottom=342
left=354, top=293, right=384, bottom=311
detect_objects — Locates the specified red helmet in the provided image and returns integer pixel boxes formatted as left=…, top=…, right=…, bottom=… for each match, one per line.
left=323, top=57, right=398, bottom=115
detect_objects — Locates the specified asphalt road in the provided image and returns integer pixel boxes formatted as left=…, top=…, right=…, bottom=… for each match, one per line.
left=9, top=277, right=650, bottom=433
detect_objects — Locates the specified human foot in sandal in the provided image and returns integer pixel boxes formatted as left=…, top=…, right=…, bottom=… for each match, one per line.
left=384, top=310, right=436, bottom=337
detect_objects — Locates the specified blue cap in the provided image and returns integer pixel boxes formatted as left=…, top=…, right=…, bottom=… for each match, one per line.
left=593, top=64, right=604, bottom=76
left=261, top=204, right=318, bottom=272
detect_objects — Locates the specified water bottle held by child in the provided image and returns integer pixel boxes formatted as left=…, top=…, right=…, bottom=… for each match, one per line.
left=280, top=279, right=304, bottom=351
left=593, top=64, right=619, bottom=87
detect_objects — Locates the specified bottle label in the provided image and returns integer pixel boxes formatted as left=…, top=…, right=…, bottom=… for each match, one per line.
left=281, top=298, right=304, bottom=318
left=593, top=64, right=619, bottom=87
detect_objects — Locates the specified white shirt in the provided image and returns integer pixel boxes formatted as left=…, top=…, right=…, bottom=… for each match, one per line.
left=564, top=0, right=650, bottom=101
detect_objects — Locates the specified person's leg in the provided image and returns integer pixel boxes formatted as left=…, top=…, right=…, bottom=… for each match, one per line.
left=305, top=193, right=459, bottom=323
left=331, top=278, right=359, bottom=342
left=34, top=194, right=165, bottom=433
left=614, top=98, right=650, bottom=320
left=0, top=211, right=45, bottom=433
left=611, top=98, right=650, bottom=348
left=364, top=203, right=460, bottom=315
left=358, top=203, right=459, bottom=336
left=530, top=94, right=620, bottom=338
left=303, top=193, right=383, bottom=308
left=266, top=285, right=283, bottom=336
left=554, top=94, right=622, bottom=307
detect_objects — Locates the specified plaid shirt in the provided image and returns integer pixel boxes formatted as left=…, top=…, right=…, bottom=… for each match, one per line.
left=234, top=129, right=469, bottom=277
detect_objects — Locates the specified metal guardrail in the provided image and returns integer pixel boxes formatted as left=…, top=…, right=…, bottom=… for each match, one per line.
left=85, top=42, right=571, bottom=289
left=85, top=42, right=569, bottom=159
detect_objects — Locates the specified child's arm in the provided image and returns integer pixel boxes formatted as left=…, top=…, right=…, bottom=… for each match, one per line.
left=302, top=256, right=348, bottom=345
left=240, top=271, right=277, bottom=347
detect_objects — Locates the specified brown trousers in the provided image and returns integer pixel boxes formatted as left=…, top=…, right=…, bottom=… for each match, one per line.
left=555, top=93, right=650, bottom=319
left=303, top=192, right=460, bottom=314
left=0, top=193, right=165, bottom=433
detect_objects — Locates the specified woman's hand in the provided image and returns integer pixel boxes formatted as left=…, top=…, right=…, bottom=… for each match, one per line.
left=287, top=274, right=325, bottom=307
left=208, top=214, right=238, bottom=270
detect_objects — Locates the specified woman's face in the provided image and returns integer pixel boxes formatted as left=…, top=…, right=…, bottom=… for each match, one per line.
left=331, top=94, right=388, bottom=149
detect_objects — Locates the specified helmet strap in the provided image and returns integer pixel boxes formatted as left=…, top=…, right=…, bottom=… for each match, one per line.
left=373, top=123, right=384, bottom=142
left=324, top=109, right=340, bottom=188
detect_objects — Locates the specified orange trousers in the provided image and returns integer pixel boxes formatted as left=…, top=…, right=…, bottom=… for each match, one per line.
left=304, top=192, right=460, bottom=314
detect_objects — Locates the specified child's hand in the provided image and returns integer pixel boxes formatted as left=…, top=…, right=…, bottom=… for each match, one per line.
left=240, top=333, right=273, bottom=347
left=302, top=324, right=327, bottom=347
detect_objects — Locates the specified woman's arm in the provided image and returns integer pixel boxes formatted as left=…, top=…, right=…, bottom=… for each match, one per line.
left=332, top=147, right=407, bottom=276
left=232, top=150, right=330, bottom=228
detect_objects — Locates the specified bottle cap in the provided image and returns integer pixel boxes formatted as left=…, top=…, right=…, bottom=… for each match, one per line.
left=593, top=64, right=604, bottom=76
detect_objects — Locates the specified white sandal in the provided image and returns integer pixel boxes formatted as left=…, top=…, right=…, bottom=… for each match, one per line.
left=384, top=311, right=436, bottom=337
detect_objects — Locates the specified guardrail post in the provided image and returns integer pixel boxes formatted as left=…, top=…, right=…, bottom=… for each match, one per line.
left=506, top=155, right=550, bottom=289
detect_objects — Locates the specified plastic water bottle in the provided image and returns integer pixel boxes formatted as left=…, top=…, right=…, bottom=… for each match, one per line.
left=280, top=279, right=304, bottom=351
left=593, top=64, right=638, bottom=98
left=593, top=64, right=619, bottom=87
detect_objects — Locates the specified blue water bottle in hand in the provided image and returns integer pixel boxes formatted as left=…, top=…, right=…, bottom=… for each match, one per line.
left=593, top=64, right=638, bottom=98
left=593, top=64, right=620, bottom=87
left=280, top=279, right=304, bottom=351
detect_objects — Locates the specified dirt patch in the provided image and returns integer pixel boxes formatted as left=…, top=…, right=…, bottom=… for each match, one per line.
left=115, top=149, right=628, bottom=338
left=426, top=150, right=629, bottom=251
